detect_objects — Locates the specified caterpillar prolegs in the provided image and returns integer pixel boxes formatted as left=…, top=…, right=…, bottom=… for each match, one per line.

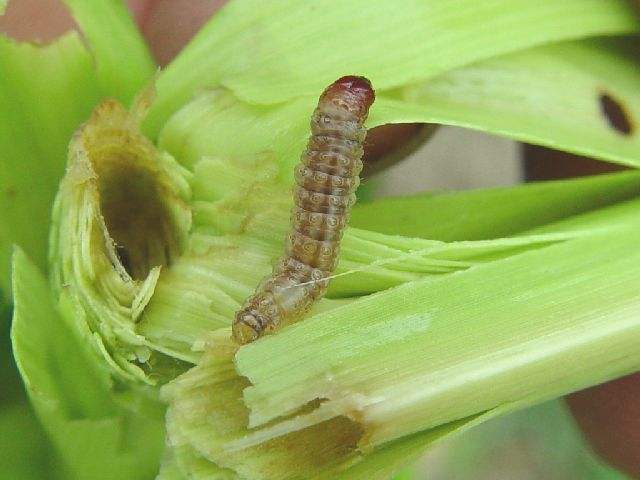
left=232, top=76, right=375, bottom=344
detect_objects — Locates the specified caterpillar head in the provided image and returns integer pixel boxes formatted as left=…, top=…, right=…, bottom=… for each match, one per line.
left=320, top=75, right=375, bottom=119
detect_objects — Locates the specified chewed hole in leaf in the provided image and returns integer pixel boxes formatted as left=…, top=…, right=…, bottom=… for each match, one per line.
left=51, top=98, right=193, bottom=382
left=163, top=344, right=367, bottom=478
left=72, top=99, right=191, bottom=282
left=95, top=154, right=179, bottom=280
left=599, top=91, right=633, bottom=136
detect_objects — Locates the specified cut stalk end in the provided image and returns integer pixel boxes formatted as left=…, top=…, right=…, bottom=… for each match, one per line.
left=50, top=97, right=193, bottom=383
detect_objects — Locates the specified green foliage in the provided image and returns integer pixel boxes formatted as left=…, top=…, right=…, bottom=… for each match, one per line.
left=0, top=34, right=100, bottom=298
left=351, top=171, right=640, bottom=240
left=11, top=248, right=165, bottom=480
left=145, top=0, right=639, bottom=136
left=62, top=0, right=155, bottom=103
left=2, top=0, right=640, bottom=479
left=0, top=0, right=154, bottom=301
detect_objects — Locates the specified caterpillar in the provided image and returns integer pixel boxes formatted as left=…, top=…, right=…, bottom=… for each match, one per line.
left=232, top=75, right=375, bottom=344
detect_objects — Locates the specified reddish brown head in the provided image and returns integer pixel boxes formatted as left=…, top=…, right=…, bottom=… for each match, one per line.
left=320, top=75, right=375, bottom=119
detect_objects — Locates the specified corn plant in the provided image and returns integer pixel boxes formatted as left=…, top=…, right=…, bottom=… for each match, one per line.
left=2, top=1, right=640, bottom=479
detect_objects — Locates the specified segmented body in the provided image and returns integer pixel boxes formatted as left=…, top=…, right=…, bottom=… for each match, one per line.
left=232, top=76, right=375, bottom=344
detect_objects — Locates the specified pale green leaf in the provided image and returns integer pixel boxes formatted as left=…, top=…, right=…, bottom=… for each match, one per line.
left=236, top=225, right=640, bottom=449
left=145, top=0, right=639, bottom=136
left=62, top=0, right=155, bottom=104
left=351, top=171, right=640, bottom=240
left=10, top=248, right=165, bottom=480
left=373, top=39, right=640, bottom=168
left=0, top=33, right=101, bottom=299
left=159, top=38, right=640, bottom=188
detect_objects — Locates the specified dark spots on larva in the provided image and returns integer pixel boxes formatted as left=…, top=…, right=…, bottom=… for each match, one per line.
left=599, top=92, right=633, bottom=136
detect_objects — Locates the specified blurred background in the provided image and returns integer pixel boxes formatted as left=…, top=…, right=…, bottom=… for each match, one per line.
left=371, top=126, right=521, bottom=195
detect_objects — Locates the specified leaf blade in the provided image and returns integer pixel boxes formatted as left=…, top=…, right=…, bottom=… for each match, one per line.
left=237, top=225, right=640, bottom=449
left=372, top=39, right=640, bottom=169
left=0, top=33, right=101, bottom=298
left=62, top=0, right=155, bottom=104
left=351, top=171, right=640, bottom=240
left=145, top=0, right=639, bottom=137
left=10, top=248, right=165, bottom=480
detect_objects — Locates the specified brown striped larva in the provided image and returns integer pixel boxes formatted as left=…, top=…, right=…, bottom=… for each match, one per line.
left=232, top=76, right=375, bottom=344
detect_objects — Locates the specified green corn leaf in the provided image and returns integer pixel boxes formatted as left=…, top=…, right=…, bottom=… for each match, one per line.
left=159, top=37, right=640, bottom=189
left=0, top=304, right=56, bottom=480
left=0, top=403, right=55, bottom=480
left=0, top=2, right=154, bottom=303
left=163, top=223, right=640, bottom=477
left=11, top=247, right=165, bottom=480
left=0, top=33, right=101, bottom=301
left=145, top=0, right=639, bottom=137
left=351, top=171, right=640, bottom=240
left=237, top=226, right=640, bottom=432
left=62, top=0, right=155, bottom=103
left=374, top=38, right=640, bottom=169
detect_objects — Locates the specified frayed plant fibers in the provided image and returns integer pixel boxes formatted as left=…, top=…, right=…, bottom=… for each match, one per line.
left=49, top=92, right=193, bottom=383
